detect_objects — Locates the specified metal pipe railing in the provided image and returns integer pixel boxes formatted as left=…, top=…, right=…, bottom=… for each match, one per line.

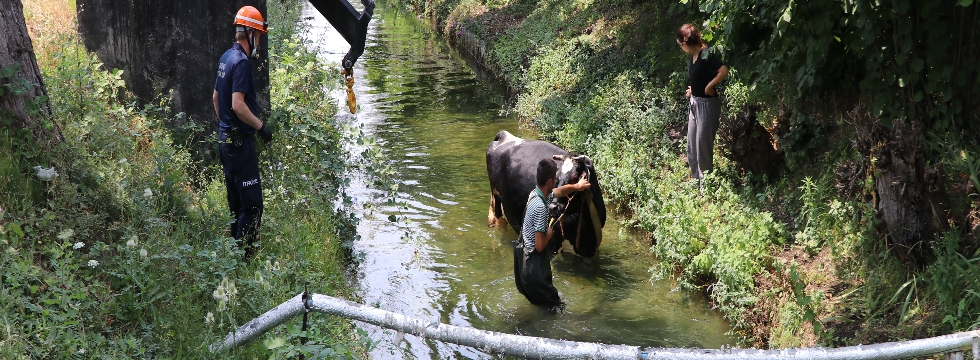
left=306, top=293, right=639, bottom=359
left=211, top=292, right=980, bottom=360
left=640, top=331, right=980, bottom=359
left=208, top=293, right=308, bottom=353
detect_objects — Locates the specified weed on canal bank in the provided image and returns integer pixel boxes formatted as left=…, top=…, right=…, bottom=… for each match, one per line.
left=1, top=0, right=376, bottom=357
left=397, top=0, right=980, bottom=348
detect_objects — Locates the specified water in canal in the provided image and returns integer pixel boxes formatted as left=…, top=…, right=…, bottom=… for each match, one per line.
left=302, top=2, right=733, bottom=358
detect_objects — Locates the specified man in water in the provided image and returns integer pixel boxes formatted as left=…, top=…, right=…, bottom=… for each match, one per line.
left=514, top=159, right=590, bottom=310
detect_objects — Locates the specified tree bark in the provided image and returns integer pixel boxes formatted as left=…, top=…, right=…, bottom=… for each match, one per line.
left=854, top=111, right=946, bottom=264
left=717, top=103, right=782, bottom=177
left=0, top=0, right=58, bottom=147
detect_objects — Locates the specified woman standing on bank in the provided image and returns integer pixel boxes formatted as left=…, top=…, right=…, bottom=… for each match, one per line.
left=678, top=23, right=728, bottom=193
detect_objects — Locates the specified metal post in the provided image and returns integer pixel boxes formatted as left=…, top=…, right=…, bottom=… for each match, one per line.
left=973, top=335, right=979, bottom=360
left=299, top=290, right=310, bottom=360
left=946, top=351, right=965, bottom=360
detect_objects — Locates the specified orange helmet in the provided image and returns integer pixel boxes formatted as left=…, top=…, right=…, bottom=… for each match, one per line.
left=234, top=6, right=267, bottom=33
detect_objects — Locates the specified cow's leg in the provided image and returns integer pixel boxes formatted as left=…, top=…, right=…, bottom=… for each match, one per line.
left=488, top=191, right=507, bottom=228
left=488, top=193, right=498, bottom=227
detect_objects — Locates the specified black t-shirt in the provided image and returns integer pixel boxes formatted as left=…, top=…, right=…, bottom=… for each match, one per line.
left=687, top=48, right=724, bottom=98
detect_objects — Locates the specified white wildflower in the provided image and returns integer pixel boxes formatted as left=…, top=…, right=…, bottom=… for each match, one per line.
left=212, top=277, right=237, bottom=311
left=118, top=158, right=128, bottom=164
left=87, top=260, right=99, bottom=268
left=210, top=251, right=216, bottom=258
left=78, top=348, right=85, bottom=354
left=265, top=259, right=282, bottom=272
left=33, top=166, right=59, bottom=181
left=143, top=188, right=153, bottom=197
left=139, top=248, right=148, bottom=258
left=205, top=312, right=215, bottom=324
left=126, top=235, right=138, bottom=248
left=58, top=229, right=75, bottom=240
left=72, top=241, right=85, bottom=250
left=212, top=287, right=227, bottom=302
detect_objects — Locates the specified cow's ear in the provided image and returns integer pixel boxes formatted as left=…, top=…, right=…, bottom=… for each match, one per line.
left=553, top=155, right=565, bottom=161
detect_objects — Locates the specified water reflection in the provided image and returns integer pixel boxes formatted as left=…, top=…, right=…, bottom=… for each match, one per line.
left=302, top=1, right=732, bottom=358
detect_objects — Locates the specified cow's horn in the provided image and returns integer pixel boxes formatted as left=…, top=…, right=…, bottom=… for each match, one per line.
left=553, top=155, right=565, bottom=160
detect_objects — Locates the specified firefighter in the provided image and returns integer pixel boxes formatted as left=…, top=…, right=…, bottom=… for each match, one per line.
left=212, top=5, right=271, bottom=261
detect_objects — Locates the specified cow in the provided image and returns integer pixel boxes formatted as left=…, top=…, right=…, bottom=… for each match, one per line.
left=486, top=130, right=607, bottom=257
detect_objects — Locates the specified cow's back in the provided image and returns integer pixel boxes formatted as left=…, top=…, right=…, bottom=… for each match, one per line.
left=486, top=131, right=567, bottom=233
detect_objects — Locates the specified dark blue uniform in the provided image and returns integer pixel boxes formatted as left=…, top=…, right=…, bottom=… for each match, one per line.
left=214, top=42, right=263, bottom=258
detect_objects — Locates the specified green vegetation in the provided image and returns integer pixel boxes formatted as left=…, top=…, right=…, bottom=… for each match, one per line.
left=1, top=0, right=372, bottom=357
left=400, top=0, right=980, bottom=347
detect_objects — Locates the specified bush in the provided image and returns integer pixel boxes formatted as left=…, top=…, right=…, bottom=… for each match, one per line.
left=924, top=232, right=980, bottom=331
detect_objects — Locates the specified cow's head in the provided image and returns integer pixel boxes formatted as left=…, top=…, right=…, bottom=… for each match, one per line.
left=547, top=154, right=607, bottom=257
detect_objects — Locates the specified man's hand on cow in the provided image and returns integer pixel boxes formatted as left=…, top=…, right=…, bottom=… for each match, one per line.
left=575, top=173, right=591, bottom=191
left=553, top=174, right=591, bottom=197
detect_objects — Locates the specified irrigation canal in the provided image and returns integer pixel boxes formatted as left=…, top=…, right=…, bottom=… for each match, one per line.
left=302, top=1, right=734, bottom=358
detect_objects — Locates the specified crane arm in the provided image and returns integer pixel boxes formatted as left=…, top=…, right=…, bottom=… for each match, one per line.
left=307, top=0, right=375, bottom=70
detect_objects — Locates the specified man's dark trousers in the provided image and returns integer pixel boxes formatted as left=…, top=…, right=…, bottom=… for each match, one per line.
left=219, top=134, right=263, bottom=258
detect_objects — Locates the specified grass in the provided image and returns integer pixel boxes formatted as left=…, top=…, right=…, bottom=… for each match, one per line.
left=22, top=0, right=77, bottom=69
left=1, top=0, right=374, bottom=357
left=404, top=0, right=980, bottom=348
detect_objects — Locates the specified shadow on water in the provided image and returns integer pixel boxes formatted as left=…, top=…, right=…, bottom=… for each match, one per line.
left=301, top=1, right=733, bottom=358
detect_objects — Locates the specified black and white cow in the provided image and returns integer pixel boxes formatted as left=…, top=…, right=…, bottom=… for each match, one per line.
left=486, top=130, right=606, bottom=257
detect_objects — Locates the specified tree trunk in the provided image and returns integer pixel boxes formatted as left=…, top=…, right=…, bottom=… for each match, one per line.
left=717, top=104, right=782, bottom=177
left=0, top=0, right=58, bottom=147
left=854, top=111, right=946, bottom=264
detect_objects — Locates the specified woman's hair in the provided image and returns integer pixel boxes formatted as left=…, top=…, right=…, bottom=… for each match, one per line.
left=676, top=24, right=705, bottom=47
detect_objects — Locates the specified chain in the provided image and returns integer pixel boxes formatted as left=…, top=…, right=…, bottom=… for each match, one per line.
left=341, top=67, right=356, bottom=113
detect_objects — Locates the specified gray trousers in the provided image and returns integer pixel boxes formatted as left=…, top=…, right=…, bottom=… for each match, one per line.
left=687, top=96, right=721, bottom=179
